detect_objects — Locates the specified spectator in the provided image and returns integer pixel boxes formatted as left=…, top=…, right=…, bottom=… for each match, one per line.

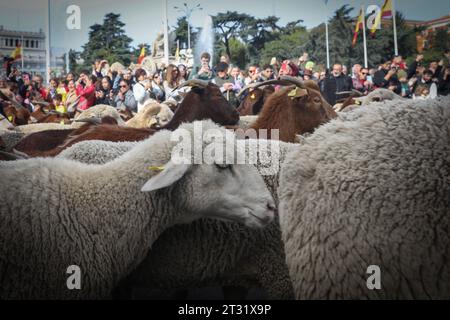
left=95, top=76, right=113, bottom=105
left=163, top=64, right=181, bottom=101
left=53, top=94, right=67, bottom=114
left=32, top=75, right=47, bottom=99
left=321, top=63, right=353, bottom=105
left=150, top=71, right=165, bottom=102
left=46, top=78, right=59, bottom=101
left=278, top=61, right=299, bottom=77
left=437, top=65, right=450, bottom=96
left=65, top=79, right=79, bottom=113
left=76, top=72, right=97, bottom=110
left=113, top=79, right=137, bottom=112
left=57, top=80, right=68, bottom=103
left=413, top=69, right=435, bottom=96
left=230, top=66, right=244, bottom=91
left=212, top=62, right=239, bottom=107
left=93, top=59, right=108, bottom=78
left=353, top=67, right=372, bottom=95
left=190, top=52, right=214, bottom=81
left=245, top=65, right=260, bottom=85
left=259, top=65, right=275, bottom=82
left=178, top=64, right=189, bottom=83
left=133, top=68, right=155, bottom=112
left=374, top=61, right=401, bottom=94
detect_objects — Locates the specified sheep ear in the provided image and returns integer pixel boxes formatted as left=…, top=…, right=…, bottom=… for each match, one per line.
left=141, top=161, right=191, bottom=192
left=288, top=87, right=308, bottom=99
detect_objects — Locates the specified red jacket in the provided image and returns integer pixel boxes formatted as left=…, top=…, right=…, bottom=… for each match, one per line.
left=76, top=84, right=96, bottom=110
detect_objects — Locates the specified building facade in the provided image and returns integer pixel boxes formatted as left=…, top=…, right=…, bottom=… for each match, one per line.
left=0, top=26, right=66, bottom=79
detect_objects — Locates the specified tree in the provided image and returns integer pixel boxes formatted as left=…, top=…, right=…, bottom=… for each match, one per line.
left=260, top=28, right=309, bottom=66
left=80, top=13, right=133, bottom=68
left=432, top=26, right=449, bottom=53
left=303, top=6, right=417, bottom=69
left=172, top=16, right=198, bottom=52
left=213, top=11, right=252, bottom=59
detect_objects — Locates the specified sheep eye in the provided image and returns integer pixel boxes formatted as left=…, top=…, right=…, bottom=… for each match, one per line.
left=313, top=97, right=321, bottom=103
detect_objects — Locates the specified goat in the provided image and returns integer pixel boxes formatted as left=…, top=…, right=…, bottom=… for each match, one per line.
left=240, top=76, right=337, bottom=143
left=237, top=86, right=275, bottom=116
left=13, top=80, right=238, bottom=157
left=2, top=105, right=30, bottom=126
left=13, top=116, right=119, bottom=157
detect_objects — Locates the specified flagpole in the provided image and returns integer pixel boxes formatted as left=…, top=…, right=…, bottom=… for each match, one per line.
left=45, top=0, right=51, bottom=84
left=325, top=22, right=330, bottom=69
left=392, top=0, right=398, bottom=55
left=162, top=0, right=170, bottom=65
left=21, top=35, right=24, bottom=70
left=361, top=5, right=368, bottom=68
left=324, top=0, right=330, bottom=69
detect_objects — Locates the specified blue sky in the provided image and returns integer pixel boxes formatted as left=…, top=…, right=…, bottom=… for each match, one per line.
left=0, top=0, right=449, bottom=51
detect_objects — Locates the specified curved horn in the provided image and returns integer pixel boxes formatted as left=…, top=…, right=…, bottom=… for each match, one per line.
left=279, top=75, right=306, bottom=88
left=171, top=79, right=209, bottom=92
left=237, top=79, right=295, bottom=97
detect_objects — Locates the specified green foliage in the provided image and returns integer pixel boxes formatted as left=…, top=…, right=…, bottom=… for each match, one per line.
left=172, top=16, right=198, bottom=53
left=432, top=26, right=449, bottom=52
left=80, top=13, right=133, bottom=69
left=260, top=29, right=309, bottom=66
left=303, top=5, right=418, bottom=69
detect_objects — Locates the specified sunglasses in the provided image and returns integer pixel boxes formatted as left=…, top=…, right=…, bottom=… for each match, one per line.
left=119, top=85, right=128, bottom=88
left=361, top=72, right=368, bottom=75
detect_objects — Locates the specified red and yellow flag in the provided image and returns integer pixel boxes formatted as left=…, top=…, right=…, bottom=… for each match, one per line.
left=352, top=8, right=364, bottom=47
left=10, top=45, right=22, bottom=61
left=137, top=47, right=145, bottom=64
left=370, top=0, right=393, bottom=35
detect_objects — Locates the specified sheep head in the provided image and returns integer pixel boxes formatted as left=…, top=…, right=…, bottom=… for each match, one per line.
left=163, top=80, right=240, bottom=130
left=237, top=85, right=275, bottom=116
left=250, top=76, right=337, bottom=142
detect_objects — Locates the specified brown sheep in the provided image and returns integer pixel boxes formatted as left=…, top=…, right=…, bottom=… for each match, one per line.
left=237, top=86, right=275, bottom=116
left=244, top=76, right=337, bottom=142
left=13, top=116, right=119, bottom=157
left=2, top=105, right=30, bottom=126
left=14, top=80, right=238, bottom=157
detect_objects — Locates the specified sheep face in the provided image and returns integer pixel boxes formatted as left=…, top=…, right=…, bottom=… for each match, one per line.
left=188, top=83, right=240, bottom=125
left=143, top=161, right=275, bottom=229
left=237, top=86, right=275, bottom=116
left=286, top=85, right=337, bottom=135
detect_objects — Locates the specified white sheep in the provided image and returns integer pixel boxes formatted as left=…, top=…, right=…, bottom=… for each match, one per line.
left=126, top=102, right=174, bottom=129
left=75, top=104, right=126, bottom=126
left=0, top=120, right=275, bottom=299
left=278, top=97, right=450, bottom=299
left=59, top=138, right=297, bottom=299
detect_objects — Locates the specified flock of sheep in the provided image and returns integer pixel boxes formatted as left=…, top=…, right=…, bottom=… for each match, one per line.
left=0, top=77, right=449, bottom=300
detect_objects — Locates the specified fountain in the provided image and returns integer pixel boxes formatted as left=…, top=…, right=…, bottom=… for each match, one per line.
left=195, top=15, right=214, bottom=64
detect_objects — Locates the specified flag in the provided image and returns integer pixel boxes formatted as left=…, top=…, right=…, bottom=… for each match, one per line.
left=137, top=47, right=145, bottom=64
left=352, top=8, right=364, bottom=47
left=10, top=45, right=22, bottom=62
left=370, top=0, right=393, bottom=36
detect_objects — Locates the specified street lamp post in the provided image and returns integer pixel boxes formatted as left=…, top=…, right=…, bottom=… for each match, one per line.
left=174, top=3, right=202, bottom=50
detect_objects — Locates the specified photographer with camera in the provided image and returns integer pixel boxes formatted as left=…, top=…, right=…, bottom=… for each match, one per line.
left=95, top=76, right=113, bottom=106
left=373, top=60, right=401, bottom=94
left=189, top=52, right=214, bottom=81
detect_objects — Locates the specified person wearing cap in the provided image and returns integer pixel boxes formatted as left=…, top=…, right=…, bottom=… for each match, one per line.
left=212, top=62, right=239, bottom=107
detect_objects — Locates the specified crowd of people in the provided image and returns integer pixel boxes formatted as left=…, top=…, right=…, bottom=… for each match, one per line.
left=1, top=50, right=450, bottom=118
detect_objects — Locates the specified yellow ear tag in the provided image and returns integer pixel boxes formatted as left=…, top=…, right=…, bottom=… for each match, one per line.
left=60, top=120, right=65, bottom=125
left=288, top=87, right=308, bottom=99
left=250, top=94, right=256, bottom=99
left=148, top=166, right=165, bottom=172
left=8, top=115, right=13, bottom=122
